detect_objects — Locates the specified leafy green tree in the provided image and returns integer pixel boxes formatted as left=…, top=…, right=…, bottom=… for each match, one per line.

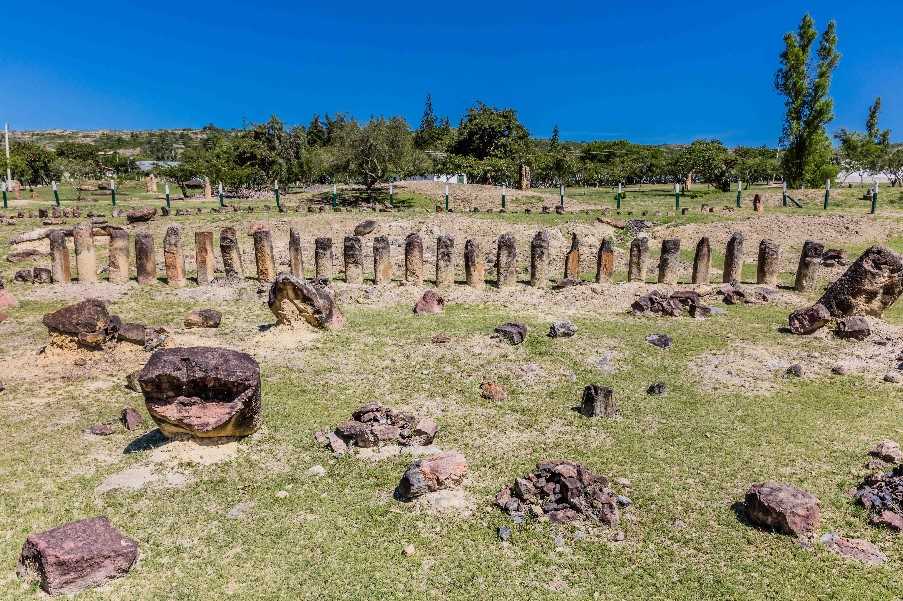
left=733, top=146, right=781, bottom=184
left=775, top=14, right=841, bottom=187
left=835, top=98, right=891, bottom=182
left=414, top=94, right=440, bottom=150
left=307, top=115, right=327, bottom=147
left=2, top=141, right=60, bottom=186
left=349, top=117, right=418, bottom=190
left=452, top=102, right=531, bottom=162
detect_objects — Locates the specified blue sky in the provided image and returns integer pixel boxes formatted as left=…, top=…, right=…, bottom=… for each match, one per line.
left=3, top=1, right=902, bottom=145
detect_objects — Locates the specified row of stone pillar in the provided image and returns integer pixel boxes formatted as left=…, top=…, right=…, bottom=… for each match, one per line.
left=46, top=223, right=824, bottom=291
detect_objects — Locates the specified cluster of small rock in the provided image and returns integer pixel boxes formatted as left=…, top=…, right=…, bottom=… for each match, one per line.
left=495, top=460, right=621, bottom=525
left=855, top=440, right=903, bottom=531
left=318, top=403, right=438, bottom=455
left=631, top=289, right=712, bottom=319
left=42, top=298, right=168, bottom=351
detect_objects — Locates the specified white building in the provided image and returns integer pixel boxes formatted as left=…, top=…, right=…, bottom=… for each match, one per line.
left=407, top=174, right=468, bottom=184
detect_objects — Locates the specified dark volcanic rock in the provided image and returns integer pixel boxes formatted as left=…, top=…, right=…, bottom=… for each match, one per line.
left=632, top=289, right=708, bottom=318
left=494, top=322, right=527, bottom=345
left=646, top=382, right=667, bottom=395
left=184, top=308, right=222, bottom=328
left=353, top=219, right=378, bottom=236
left=548, top=320, right=576, bottom=338
left=14, top=268, right=33, bottom=282
left=126, top=207, right=156, bottom=223
left=645, top=333, right=672, bottom=349
left=42, top=299, right=117, bottom=348
left=788, top=303, right=831, bottom=335
left=120, top=407, right=145, bottom=431
left=17, top=517, right=139, bottom=595
left=137, top=347, right=262, bottom=438
left=396, top=451, right=468, bottom=499
left=835, top=316, right=870, bottom=340
left=856, top=464, right=903, bottom=530
left=496, top=460, right=620, bottom=525
left=744, top=481, right=820, bottom=537
left=413, top=290, right=445, bottom=315
left=117, top=322, right=148, bottom=346
left=268, top=273, right=345, bottom=329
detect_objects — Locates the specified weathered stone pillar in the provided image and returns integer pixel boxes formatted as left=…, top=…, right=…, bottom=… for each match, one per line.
left=108, top=229, right=130, bottom=283
left=627, top=237, right=649, bottom=282
left=722, top=232, right=745, bottom=284
left=219, top=227, right=243, bottom=280
left=497, top=234, right=517, bottom=287
left=253, top=229, right=277, bottom=282
left=794, top=240, right=824, bottom=292
left=435, top=235, right=455, bottom=287
left=373, top=236, right=392, bottom=284
left=752, top=194, right=764, bottom=213
left=163, top=225, right=187, bottom=287
left=595, top=238, right=614, bottom=283
left=344, top=236, right=364, bottom=284
left=72, top=222, right=97, bottom=283
left=756, top=239, right=781, bottom=286
left=195, top=231, right=215, bottom=285
left=288, top=227, right=304, bottom=277
left=692, top=237, right=711, bottom=284
left=657, top=239, right=681, bottom=284
left=564, top=233, right=580, bottom=280
left=315, top=237, right=334, bottom=279
left=404, top=233, right=423, bottom=284
left=464, top=239, right=484, bottom=289
left=530, top=230, right=550, bottom=288
left=135, top=232, right=156, bottom=285
left=48, top=229, right=71, bottom=283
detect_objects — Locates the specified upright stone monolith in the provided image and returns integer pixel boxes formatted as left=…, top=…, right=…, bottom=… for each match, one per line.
left=288, top=227, right=303, bottom=277
left=163, top=225, right=187, bottom=287
left=794, top=240, right=824, bottom=292
left=595, top=238, right=615, bottom=283
left=464, top=239, right=484, bottom=289
left=135, top=232, right=156, bottom=285
left=373, top=236, right=392, bottom=284
left=722, top=232, right=745, bottom=284
left=627, top=237, right=649, bottom=282
left=657, top=239, right=681, bottom=284
left=48, top=230, right=71, bottom=284
left=497, top=234, right=517, bottom=287
left=315, top=237, right=334, bottom=279
left=404, top=234, right=423, bottom=284
left=564, top=233, right=580, bottom=281
left=195, top=231, right=215, bottom=285
left=344, top=236, right=364, bottom=284
left=530, top=230, right=550, bottom=288
left=435, top=235, right=455, bottom=287
left=219, top=227, right=243, bottom=280
left=692, top=237, right=711, bottom=284
left=757, top=239, right=781, bottom=286
left=108, top=229, right=130, bottom=283
left=72, top=222, right=97, bottom=283
left=253, top=229, right=277, bottom=282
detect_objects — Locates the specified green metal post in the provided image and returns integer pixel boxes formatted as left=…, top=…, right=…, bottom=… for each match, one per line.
left=165, top=183, right=171, bottom=209
left=110, top=180, right=117, bottom=206
left=674, top=184, right=680, bottom=211
left=501, top=186, right=506, bottom=209
left=782, top=182, right=787, bottom=207
left=332, top=183, right=337, bottom=209
left=389, top=182, right=394, bottom=206
left=870, top=189, right=878, bottom=214
left=735, top=180, right=741, bottom=208
left=616, top=183, right=622, bottom=210
left=559, top=184, right=564, bottom=208
left=2, top=183, right=7, bottom=209
left=218, top=182, right=225, bottom=208
left=823, top=179, right=830, bottom=210
left=53, top=181, right=60, bottom=207
left=444, top=183, right=449, bottom=211
left=274, top=182, right=281, bottom=211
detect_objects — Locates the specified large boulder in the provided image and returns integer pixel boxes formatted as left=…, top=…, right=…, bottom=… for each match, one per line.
left=413, top=290, right=444, bottom=315
left=397, top=451, right=468, bottom=499
left=184, top=308, right=222, bottom=328
left=353, top=219, right=378, bottom=236
left=42, top=299, right=117, bottom=348
left=789, top=246, right=903, bottom=334
left=268, top=273, right=345, bottom=330
left=125, top=207, right=156, bottom=223
left=744, top=481, right=820, bottom=537
left=17, top=517, right=139, bottom=596
left=137, top=347, right=262, bottom=438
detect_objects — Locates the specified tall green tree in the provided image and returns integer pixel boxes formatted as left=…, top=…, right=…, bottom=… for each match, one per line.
left=775, top=14, right=840, bottom=187
left=414, top=94, right=440, bottom=150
